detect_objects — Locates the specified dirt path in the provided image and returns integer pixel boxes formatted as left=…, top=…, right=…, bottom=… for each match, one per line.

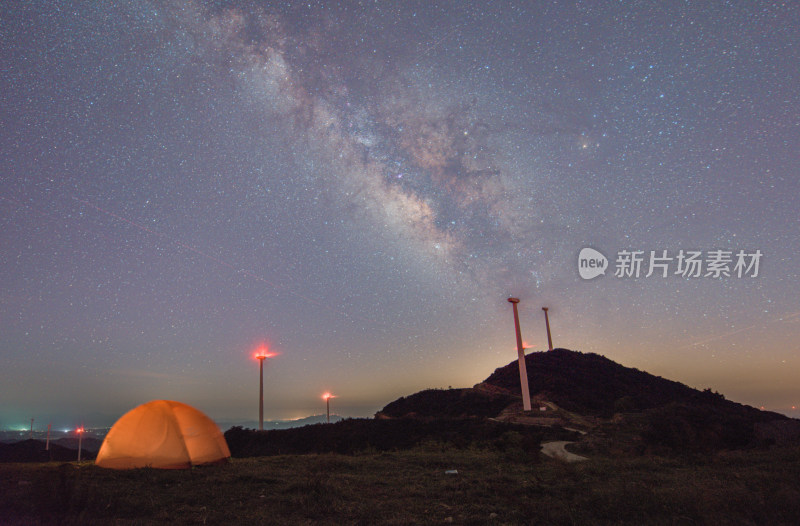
left=540, top=441, right=587, bottom=462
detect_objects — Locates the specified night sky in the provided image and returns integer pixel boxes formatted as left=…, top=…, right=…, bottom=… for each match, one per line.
left=2, top=1, right=798, bottom=429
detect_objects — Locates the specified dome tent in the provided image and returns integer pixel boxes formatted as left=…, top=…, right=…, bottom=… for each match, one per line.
left=95, top=400, right=231, bottom=469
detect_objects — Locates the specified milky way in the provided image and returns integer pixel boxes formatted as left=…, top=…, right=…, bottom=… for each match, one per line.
left=1, top=1, right=798, bottom=426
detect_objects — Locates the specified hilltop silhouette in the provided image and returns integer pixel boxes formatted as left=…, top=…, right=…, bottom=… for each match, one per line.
left=376, top=348, right=796, bottom=453
left=481, top=348, right=783, bottom=420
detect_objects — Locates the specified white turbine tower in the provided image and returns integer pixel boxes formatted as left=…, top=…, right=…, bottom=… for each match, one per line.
left=508, top=298, right=532, bottom=412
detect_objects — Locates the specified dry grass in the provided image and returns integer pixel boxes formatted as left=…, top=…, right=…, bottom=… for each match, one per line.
left=2, top=445, right=800, bottom=525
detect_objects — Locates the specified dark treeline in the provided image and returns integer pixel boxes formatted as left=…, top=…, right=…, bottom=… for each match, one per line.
left=224, top=417, right=577, bottom=457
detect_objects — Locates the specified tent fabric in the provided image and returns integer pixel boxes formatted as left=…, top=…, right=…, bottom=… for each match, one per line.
left=95, top=400, right=231, bottom=469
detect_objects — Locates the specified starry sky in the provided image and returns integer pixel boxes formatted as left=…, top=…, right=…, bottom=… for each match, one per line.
left=2, top=1, right=799, bottom=429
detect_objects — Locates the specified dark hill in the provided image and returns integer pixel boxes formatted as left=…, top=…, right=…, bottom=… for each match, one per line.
left=377, top=388, right=515, bottom=419
left=482, top=348, right=785, bottom=422
left=375, top=349, right=793, bottom=453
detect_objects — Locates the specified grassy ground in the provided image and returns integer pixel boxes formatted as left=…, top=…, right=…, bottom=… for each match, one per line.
left=2, top=445, right=800, bottom=525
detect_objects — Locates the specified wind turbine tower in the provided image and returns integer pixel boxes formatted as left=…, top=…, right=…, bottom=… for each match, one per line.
left=254, top=347, right=277, bottom=431
left=508, top=298, right=532, bottom=412
left=542, top=307, right=554, bottom=351
left=322, top=392, right=336, bottom=424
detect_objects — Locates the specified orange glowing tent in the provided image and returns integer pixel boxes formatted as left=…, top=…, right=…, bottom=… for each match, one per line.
left=95, top=400, right=231, bottom=469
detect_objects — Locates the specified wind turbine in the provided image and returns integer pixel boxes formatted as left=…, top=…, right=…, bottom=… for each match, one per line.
left=322, top=392, right=336, bottom=424
left=508, top=298, right=532, bottom=411
left=254, top=347, right=276, bottom=431
left=542, top=307, right=554, bottom=351
left=77, top=426, right=85, bottom=462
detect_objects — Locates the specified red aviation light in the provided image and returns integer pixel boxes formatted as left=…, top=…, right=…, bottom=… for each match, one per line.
left=254, top=347, right=277, bottom=360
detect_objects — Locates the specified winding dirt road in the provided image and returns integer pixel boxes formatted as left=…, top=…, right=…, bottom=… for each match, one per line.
left=540, top=441, right=587, bottom=462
